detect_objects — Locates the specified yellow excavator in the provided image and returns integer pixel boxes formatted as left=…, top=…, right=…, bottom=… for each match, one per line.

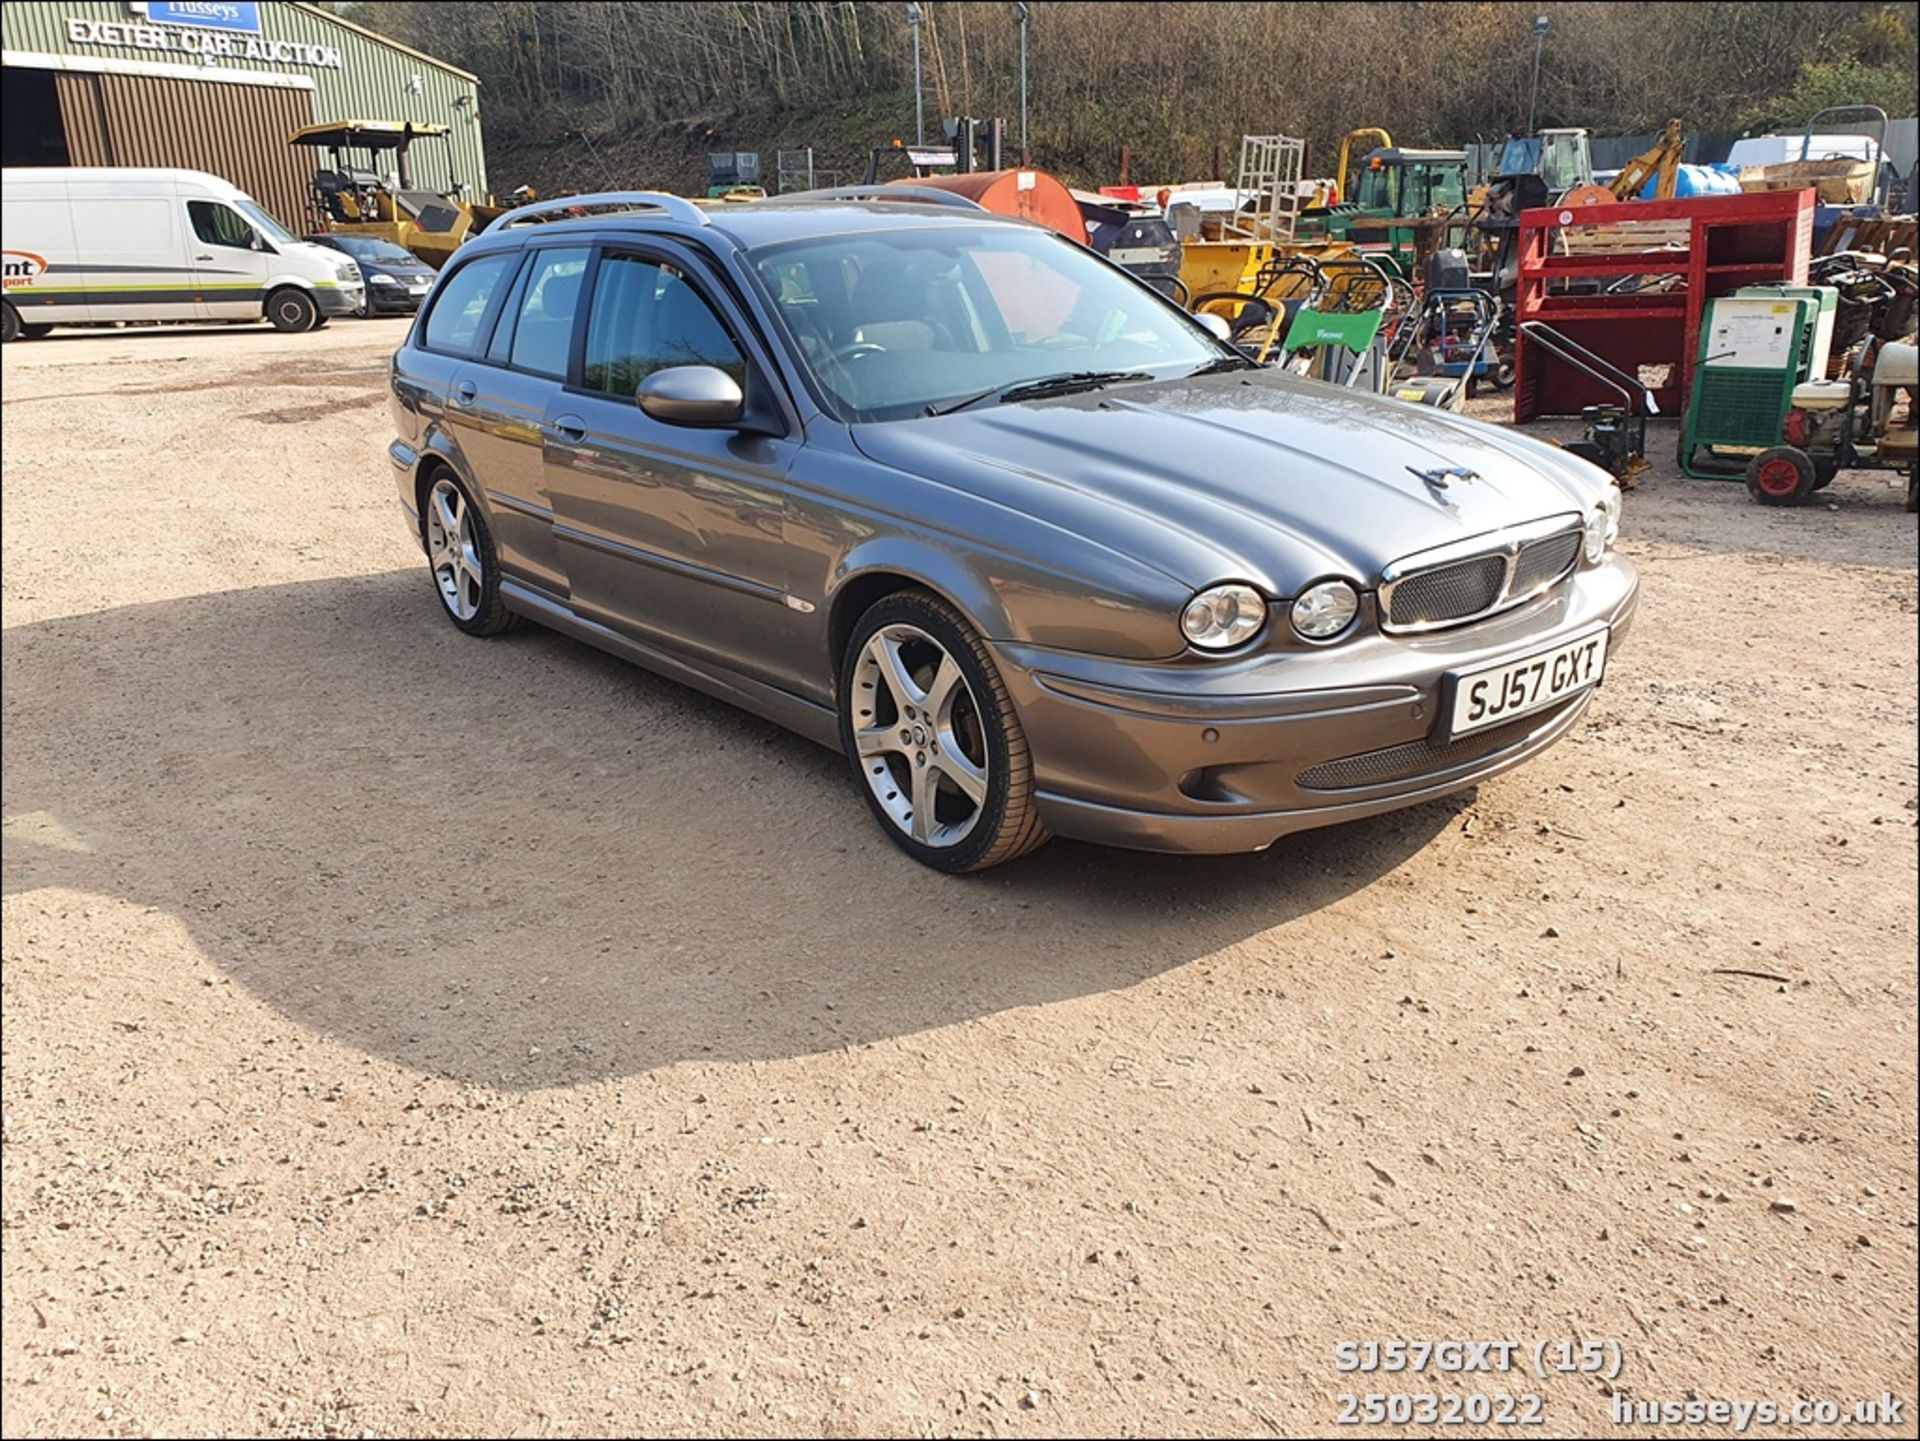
left=292, top=120, right=530, bottom=269
left=1561, top=118, right=1686, bottom=206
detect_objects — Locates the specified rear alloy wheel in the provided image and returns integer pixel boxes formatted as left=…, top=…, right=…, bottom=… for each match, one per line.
left=1745, top=446, right=1817, bottom=506
left=266, top=288, right=317, bottom=333
left=840, top=592, right=1047, bottom=872
left=422, top=472, right=517, bottom=636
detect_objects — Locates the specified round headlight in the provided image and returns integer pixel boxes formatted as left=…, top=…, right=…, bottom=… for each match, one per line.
left=1181, top=584, right=1267, bottom=650
left=1582, top=506, right=1609, bottom=564
left=1290, top=579, right=1361, bottom=641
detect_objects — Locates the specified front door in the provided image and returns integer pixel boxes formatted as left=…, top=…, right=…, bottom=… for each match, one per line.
left=542, top=247, right=803, bottom=691
left=183, top=198, right=272, bottom=319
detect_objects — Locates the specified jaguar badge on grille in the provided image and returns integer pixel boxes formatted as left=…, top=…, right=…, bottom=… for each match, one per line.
left=1408, top=464, right=1480, bottom=491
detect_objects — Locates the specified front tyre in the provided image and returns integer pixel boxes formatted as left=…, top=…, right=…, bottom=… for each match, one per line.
left=266, top=287, right=317, bottom=333
left=421, top=471, right=518, bottom=636
left=840, top=591, right=1048, bottom=872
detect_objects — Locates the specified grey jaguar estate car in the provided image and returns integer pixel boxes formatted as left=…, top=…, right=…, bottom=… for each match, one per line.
left=389, top=189, right=1637, bottom=871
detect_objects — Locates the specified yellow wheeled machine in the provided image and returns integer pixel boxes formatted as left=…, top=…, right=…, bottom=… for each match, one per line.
left=293, top=120, right=507, bottom=270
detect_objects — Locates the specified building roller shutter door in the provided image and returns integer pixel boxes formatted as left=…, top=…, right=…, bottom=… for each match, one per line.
left=51, top=70, right=315, bottom=232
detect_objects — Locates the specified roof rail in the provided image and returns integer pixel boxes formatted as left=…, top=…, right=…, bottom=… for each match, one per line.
left=754, top=184, right=987, bottom=212
left=483, top=191, right=710, bottom=234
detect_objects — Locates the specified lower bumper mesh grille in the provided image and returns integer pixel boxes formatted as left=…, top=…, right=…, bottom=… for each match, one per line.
left=1296, top=695, right=1585, bottom=791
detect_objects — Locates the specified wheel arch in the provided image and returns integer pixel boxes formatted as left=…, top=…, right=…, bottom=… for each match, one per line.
left=411, top=439, right=486, bottom=540
left=825, top=547, right=1011, bottom=694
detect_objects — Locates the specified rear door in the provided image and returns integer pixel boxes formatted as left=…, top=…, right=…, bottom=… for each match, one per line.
left=404, top=248, right=520, bottom=527
left=542, top=243, right=805, bottom=689
left=445, top=242, right=591, bottom=595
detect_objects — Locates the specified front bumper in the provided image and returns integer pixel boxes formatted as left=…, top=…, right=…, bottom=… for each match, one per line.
left=316, top=283, right=364, bottom=317
left=364, top=282, right=427, bottom=314
left=994, top=555, right=1639, bottom=855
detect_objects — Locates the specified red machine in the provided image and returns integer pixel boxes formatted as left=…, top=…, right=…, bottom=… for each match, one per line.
left=1513, top=190, right=1813, bottom=421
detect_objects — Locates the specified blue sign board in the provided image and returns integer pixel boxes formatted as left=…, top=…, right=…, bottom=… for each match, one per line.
left=138, top=2, right=263, bottom=34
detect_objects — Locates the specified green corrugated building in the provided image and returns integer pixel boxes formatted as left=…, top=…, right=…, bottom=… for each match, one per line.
left=1, top=1, right=485, bottom=228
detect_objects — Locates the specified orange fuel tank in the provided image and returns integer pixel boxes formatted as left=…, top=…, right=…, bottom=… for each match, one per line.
left=892, top=169, right=1089, bottom=244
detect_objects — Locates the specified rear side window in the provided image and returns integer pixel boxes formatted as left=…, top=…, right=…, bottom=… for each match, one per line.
left=582, top=254, right=745, bottom=398
left=506, top=248, right=590, bottom=378
left=422, top=253, right=515, bottom=356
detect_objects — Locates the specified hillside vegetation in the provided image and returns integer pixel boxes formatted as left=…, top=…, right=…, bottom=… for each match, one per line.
left=342, top=1, right=1920, bottom=195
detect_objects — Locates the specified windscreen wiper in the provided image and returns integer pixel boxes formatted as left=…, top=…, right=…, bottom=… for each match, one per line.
left=927, top=370, right=1153, bottom=417
left=1187, top=354, right=1259, bottom=376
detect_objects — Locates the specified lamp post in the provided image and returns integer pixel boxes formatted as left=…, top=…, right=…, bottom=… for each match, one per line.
left=906, top=3, right=925, bottom=146
left=1527, top=13, right=1549, bottom=134
left=1012, top=2, right=1030, bottom=164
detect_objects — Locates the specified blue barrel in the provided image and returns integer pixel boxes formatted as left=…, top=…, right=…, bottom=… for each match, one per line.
left=1641, top=164, right=1742, bottom=200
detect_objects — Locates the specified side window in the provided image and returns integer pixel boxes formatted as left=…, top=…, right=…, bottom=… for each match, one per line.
left=485, top=257, right=533, bottom=365
left=188, top=200, right=255, bottom=250
left=582, top=254, right=745, bottom=399
left=506, top=247, right=590, bottom=379
left=422, top=253, right=516, bottom=357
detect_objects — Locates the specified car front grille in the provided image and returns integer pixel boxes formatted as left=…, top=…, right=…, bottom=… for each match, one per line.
left=1385, top=556, right=1507, bottom=628
left=1510, top=529, right=1583, bottom=597
left=1296, top=695, right=1584, bottom=791
left=1379, top=517, right=1584, bottom=633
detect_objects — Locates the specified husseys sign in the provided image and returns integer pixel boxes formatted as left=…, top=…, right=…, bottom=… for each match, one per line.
left=2, top=251, right=49, bottom=290
left=64, top=15, right=344, bottom=69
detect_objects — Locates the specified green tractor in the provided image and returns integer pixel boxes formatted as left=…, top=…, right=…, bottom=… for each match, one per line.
left=1299, top=145, right=1471, bottom=279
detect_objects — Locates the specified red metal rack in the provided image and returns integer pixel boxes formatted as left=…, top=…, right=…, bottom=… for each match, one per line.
left=1513, top=190, right=1813, bottom=421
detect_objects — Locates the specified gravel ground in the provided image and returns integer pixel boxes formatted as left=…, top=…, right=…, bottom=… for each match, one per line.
left=3, top=320, right=1916, bottom=1439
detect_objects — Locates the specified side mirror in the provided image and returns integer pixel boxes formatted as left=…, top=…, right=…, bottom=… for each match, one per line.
left=636, top=365, right=746, bottom=427
left=1195, top=311, right=1233, bottom=343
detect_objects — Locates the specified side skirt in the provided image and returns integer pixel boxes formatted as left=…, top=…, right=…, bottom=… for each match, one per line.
left=500, top=579, right=842, bottom=752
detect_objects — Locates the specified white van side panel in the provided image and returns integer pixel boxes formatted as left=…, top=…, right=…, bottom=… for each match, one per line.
left=2, top=195, right=78, bottom=329
left=68, top=190, right=211, bottom=322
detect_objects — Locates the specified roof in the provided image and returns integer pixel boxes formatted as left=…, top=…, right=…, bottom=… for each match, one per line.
left=290, top=120, right=453, bottom=149
left=471, top=198, right=1020, bottom=255
left=1365, top=148, right=1471, bottom=165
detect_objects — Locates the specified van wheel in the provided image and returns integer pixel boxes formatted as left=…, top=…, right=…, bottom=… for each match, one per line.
left=266, top=288, right=317, bottom=333
left=839, top=590, right=1049, bottom=873
left=1, top=304, right=19, bottom=343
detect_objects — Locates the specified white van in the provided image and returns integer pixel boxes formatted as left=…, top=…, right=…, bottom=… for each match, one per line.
left=1, top=167, right=364, bottom=341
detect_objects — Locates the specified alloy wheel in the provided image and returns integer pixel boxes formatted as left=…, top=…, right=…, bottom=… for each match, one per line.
left=426, top=478, right=483, bottom=621
left=849, top=623, right=990, bottom=848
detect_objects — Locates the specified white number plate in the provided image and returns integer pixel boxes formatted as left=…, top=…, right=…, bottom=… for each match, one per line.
left=1446, top=627, right=1608, bottom=738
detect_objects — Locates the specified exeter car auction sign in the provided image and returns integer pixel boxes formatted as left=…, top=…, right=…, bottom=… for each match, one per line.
left=64, top=12, right=343, bottom=69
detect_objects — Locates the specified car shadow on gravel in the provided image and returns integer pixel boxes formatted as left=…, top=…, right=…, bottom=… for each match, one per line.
left=2, top=570, right=1462, bottom=1089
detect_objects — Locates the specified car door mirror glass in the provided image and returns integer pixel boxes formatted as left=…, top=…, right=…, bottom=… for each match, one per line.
left=636, top=366, right=746, bottom=427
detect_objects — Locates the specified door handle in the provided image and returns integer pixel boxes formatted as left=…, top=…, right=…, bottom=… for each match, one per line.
left=192, top=252, right=213, bottom=261
left=552, top=414, right=588, bottom=443
left=453, top=381, right=477, bottom=406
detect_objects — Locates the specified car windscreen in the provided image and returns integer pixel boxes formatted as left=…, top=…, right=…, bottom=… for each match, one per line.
left=747, top=224, right=1225, bottom=422
left=233, top=197, right=299, bottom=249
left=330, top=235, right=418, bottom=265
